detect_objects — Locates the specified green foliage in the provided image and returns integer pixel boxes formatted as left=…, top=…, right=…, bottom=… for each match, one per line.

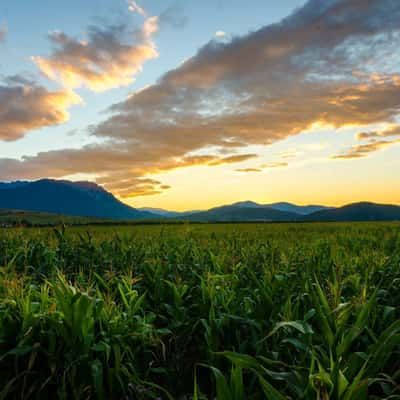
left=0, top=222, right=399, bottom=399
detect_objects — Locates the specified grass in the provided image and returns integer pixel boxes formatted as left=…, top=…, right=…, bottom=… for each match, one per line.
left=0, top=222, right=399, bottom=399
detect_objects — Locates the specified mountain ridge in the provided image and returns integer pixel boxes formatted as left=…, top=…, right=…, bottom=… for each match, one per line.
left=186, top=205, right=299, bottom=222
left=301, top=202, right=400, bottom=222
left=0, top=179, right=399, bottom=222
left=0, top=179, right=156, bottom=219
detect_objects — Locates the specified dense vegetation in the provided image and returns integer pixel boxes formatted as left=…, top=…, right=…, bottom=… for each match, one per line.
left=0, top=223, right=399, bottom=399
left=0, top=210, right=112, bottom=227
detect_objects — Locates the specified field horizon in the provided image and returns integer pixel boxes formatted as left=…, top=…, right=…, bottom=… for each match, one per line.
left=1, top=179, right=400, bottom=225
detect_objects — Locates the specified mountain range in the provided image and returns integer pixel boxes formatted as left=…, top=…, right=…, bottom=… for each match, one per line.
left=0, top=179, right=399, bottom=222
left=137, top=201, right=332, bottom=218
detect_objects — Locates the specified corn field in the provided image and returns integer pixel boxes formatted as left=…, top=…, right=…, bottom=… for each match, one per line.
left=0, top=222, right=399, bottom=399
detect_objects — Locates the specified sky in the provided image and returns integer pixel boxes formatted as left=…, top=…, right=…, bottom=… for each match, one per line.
left=0, top=0, right=399, bottom=211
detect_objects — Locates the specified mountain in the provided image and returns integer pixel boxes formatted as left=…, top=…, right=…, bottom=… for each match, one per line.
left=1, top=181, right=398, bottom=223
left=303, top=202, right=400, bottom=222
left=186, top=204, right=299, bottom=222
left=0, top=181, right=31, bottom=190
left=182, top=201, right=400, bottom=222
left=266, top=202, right=332, bottom=215
left=137, top=207, right=200, bottom=218
left=184, top=200, right=331, bottom=222
left=228, top=201, right=331, bottom=215
left=0, top=179, right=157, bottom=219
left=231, top=201, right=261, bottom=208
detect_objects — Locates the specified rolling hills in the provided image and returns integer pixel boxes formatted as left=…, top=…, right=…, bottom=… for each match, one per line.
left=186, top=201, right=400, bottom=222
left=186, top=204, right=299, bottom=222
left=302, top=202, right=400, bottom=222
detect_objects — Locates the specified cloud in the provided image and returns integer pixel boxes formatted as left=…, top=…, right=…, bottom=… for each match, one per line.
left=355, top=125, right=400, bottom=140
left=127, top=0, right=146, bottom=16
left=0, top=76, right=82, bottom=141
left=1, top=0, right=400, bottom=197
left=235, top=168, right=262, bottom=173
left=106, top=154, right=256, bottom=195
left=236, top=161, right=288, bottom=173
left=215, top=31, right=226, bottom=38
left=261, top=162, right=288, bottom=168
left=334, top=124, right=400, bottom=158
left=207, top=154, right=258, bottom=166
left=96, top=175, right=167, bottom=198
left=279, top=151, right=298, bottom=160
left=33, top=18, right=159, bottom=91
left=332, top=139, right=400, bottom=159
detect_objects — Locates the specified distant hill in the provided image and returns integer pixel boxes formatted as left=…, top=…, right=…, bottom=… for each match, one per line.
left=186, top=204, right=299, bottom=222
left=231, top=201, right=261, bottom=208
left=183, top=201, right=400, bottom=222
left=230, top=201, right=331, bottom=215
left=266, top=202, right=332, bottom=215
left=184, top=201, right=331, bottom=222
left=303, top=202, right=400, bottom=222
left=137, top=207, right=200, bottom=218
left=0, top=179, right=157, bottom=219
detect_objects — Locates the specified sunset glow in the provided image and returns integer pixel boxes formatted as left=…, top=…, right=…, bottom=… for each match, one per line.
left=1, top=0, right=399, bottom=209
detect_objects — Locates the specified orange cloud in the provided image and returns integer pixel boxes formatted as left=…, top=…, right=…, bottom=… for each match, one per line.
left=332, top=139, right=400, bottom=159
left=215, top=31, right=226, bottom=38
left=96, top=175, right=164, bottom=198
left=261, top=162, right=288, bottom=168
left=92, top=154, right=257, bottom=197
left=207, top=154, right=258, bottom=166
left=235, top=168, right=262, bottom=173
left=356, top=125, right=400, bottom=140
left=235, top=162, right=287, bottom=173
left=33, top=18, right=159, bottom=91
left=0, top=76, right=82, bottom=141
left=279, top=151, right=297, bottom=160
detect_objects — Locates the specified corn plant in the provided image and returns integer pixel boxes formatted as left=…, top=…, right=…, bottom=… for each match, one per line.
left=0, top=222, right=399, bottom=399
